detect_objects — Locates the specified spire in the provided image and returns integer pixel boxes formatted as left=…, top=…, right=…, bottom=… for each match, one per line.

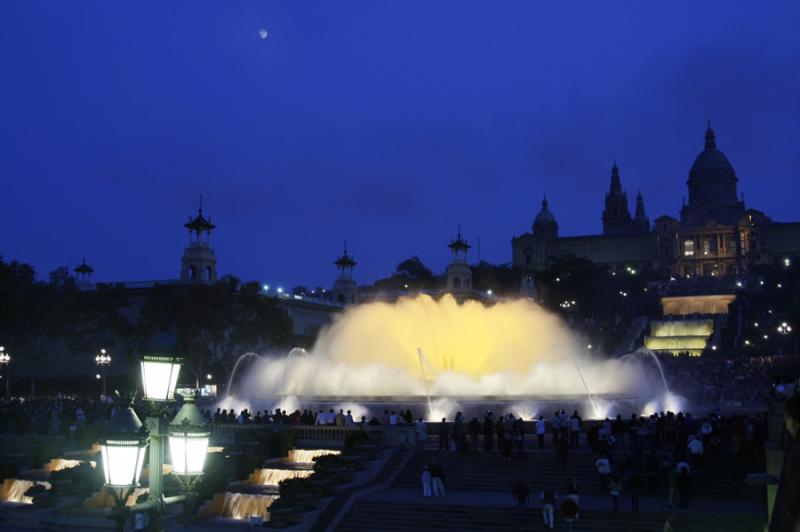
left=704, top=119, right=716, bottom=150
left=541, top=194, right=549, bottom=211
left=602, top=162, right=632, bottom=235
left=633, top=190, right=650, bottom=233
left=609, top=162, right=623, bottom=194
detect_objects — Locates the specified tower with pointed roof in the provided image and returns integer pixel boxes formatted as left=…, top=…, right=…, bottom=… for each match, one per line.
left=602, top=162, right=633, bottom=235
left=446, top=225, right=472, bottom=292
left=180, top=198, right=217, bottom=284
left=633, top=191, right=651, bottom=233
left=533, top=195, right=558, bottom=240
left=332, top=241, right=358, bottom=304
left=74, top=258, right=94, bottom=285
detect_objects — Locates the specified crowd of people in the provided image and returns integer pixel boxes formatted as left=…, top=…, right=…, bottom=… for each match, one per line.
left=422, top=406, right=768, bottom=528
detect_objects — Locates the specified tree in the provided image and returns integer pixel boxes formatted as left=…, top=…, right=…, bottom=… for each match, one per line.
left=395, top=257, right=434, bottom=281
left=0, top=260, right=65, bottom=394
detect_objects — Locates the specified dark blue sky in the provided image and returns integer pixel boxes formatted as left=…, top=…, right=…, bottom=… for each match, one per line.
left=2, top=1, right=799, bottom=288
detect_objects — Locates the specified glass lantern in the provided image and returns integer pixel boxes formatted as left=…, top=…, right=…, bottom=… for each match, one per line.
left=100, top=403, right=149, bottom=489
left=140, top=354, right=184, bottom=402
left=168, top=396, right=210, bottom=477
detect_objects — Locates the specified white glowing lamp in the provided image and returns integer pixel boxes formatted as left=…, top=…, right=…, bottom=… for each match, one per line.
left=100, top=402, right=149, bottom=489
left=140, top=354, right=183, bottom=402
left=168, top=395, right=210, bottom=476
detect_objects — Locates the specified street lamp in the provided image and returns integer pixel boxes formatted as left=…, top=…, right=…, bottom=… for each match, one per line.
left=99, top=398, right=149, bottom=531
left=95, top=349, right=112, bottom=396
left=0, top=347, right=10, bottom=399
left=101, top=352, right=212, bottom=530
left=141, top=354, right=183, bottom=402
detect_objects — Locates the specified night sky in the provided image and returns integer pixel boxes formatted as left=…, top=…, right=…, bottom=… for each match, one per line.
left=2, top=2, right=799, bottom=288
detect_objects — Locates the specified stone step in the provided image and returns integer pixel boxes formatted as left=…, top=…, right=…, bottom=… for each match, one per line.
left=394, top=449, right=763, bottom=501
left=336, top=501, right=764, bottom=532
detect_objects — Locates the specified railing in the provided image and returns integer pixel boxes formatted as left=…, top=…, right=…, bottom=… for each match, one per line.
left=210, top=423, right=418, bottom=448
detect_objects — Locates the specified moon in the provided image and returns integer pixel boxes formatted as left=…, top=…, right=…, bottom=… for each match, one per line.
left=259, top=28, right=268, bottom=40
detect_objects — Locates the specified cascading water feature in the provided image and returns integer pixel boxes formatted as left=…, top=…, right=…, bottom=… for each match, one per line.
left=288, top=449, right=341, bottom=463
left=83, top=487, right=148, bottom=508
left=0, top=479, right=51, bottom=504
left=200, top=492, right=277, bottom=520
left=245, top=468, right=313, bottom=486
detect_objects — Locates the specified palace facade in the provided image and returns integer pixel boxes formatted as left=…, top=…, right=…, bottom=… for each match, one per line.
left=512, top=123, right=800, bottom=277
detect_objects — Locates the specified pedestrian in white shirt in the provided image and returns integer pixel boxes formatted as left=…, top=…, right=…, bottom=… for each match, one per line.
left=421, top=465, right=432, bottom=497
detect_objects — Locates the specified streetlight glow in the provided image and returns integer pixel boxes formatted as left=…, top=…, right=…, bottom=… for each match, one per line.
left=168, top=396, right=210, bottom=477
left=140, top=354, right=183, bottom=402
left=99, top=401, right=149, bottom=489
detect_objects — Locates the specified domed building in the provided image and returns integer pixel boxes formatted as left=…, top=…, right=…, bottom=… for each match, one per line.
left=512, top=122, right=800, bottom=277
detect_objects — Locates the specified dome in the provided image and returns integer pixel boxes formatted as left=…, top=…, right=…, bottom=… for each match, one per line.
left=688, top=124, right=737, bottom=185
left=532, top=195, right=558, bottom=239
left=534, top=197, right=557, bottom=225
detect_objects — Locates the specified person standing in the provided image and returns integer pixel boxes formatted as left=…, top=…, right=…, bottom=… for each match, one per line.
left=483, top=414, right=494, bottom=451
left=541, top=483, right=557, bottom=529
left=438, top=418, right=449, bottom=451
left=421, top=465, right=432, bottom=497
left=536, top=415, right=547, bottom=450
left=569, top=411, right=581, bottom=449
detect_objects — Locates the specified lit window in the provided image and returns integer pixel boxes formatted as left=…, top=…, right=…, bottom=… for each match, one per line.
left=684, top=239, right=695, bottom=257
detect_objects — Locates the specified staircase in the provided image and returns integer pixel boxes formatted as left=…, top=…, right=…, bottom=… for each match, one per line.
left=336, top=501, right=764, bottom=532
left=392, top=447, right=763, bottom=501
left=644, top=318, right=714, bottom=356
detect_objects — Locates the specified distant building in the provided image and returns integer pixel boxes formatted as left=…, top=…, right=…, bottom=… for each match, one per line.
left=331, top=242, right=358, bottom=304
left=180, top=199, right=217, bottom=283
left=512, top=122, right=800, bottom=276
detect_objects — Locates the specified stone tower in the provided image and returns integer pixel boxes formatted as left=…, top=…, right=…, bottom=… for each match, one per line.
left=74, top=258, right=94, bottom=285
left=180, top=198, right=217, bottom=284
left=633, top=191, right=651, bottom=233
left=533, top=195, right=558, bottom=240
left=332, top=241, right=358, bottom=305
left=602, top=162, right=633, bottom=235
left=446, top=225, right=472, bottom=292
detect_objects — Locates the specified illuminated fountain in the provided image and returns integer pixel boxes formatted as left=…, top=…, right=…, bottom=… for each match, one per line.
left=222, top=294, right=681, bottom=418
left=243, top=468, right=313, bottom=486
left=200, top=492, right=277, bottom=520
left=288, top=449, right=340, bottom=463
left=0, top=479, right=51, bottom=505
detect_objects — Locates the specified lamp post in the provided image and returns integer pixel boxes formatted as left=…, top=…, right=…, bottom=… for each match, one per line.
left=99, top=397, right=149, bottom=532
left=100, top=353, right=209, bottom=531
left=0, top=347, right=10, bottom=399
left=95, top=349, right=111, bottom=396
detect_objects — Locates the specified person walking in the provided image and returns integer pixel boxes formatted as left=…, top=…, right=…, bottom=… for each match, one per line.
left=629, top=472, right=642, bottom=512
left=595, top=454, right=611, bottom=491
left=431, top=463, right=446, bottom=498
left=541, top=483, right=557, bottom=529
left=609, top=475, right=622, bottom=514
left=421, top=465, right=432, bottom=497
left=512, top=481, right=529, bottom=522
